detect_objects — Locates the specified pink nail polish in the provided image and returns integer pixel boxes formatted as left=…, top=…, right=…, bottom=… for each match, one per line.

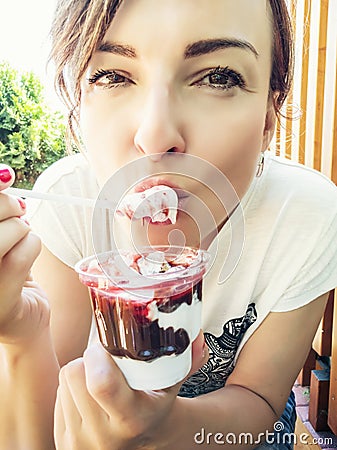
left=0, top=169, right=12, bottom=183
left=17, top=197, right=26, bottom=210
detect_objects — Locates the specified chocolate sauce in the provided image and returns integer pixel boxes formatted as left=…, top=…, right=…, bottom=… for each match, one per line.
left=89, top=280, right=202, bottom=362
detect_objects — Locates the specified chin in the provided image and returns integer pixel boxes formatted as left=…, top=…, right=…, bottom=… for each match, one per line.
left=145, top=216, right=201, bottom=249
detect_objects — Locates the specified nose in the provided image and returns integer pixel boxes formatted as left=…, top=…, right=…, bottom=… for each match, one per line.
left=133, top=87, right=185, bottom=161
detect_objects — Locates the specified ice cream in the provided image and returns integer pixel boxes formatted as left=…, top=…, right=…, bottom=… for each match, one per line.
left=116, top=185, right=178, bottom=224
left=76, top=246, right=208, bottom=390
left=86, top=249, right=203, bottom=346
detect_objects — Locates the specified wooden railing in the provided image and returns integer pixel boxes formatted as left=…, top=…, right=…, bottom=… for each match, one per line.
left=270, top=0, right=337, bottom=184
left=270, top=0, right=337, bottom=435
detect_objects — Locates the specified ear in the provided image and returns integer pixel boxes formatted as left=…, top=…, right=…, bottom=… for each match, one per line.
left=262, top=98, right=277, bottom=151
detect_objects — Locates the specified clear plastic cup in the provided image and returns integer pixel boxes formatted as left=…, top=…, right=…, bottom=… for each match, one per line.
left=75, top=246, right=209, bottom=390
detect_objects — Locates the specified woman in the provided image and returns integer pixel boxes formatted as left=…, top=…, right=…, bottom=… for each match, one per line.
left=0, top=0, right=336, bottom=448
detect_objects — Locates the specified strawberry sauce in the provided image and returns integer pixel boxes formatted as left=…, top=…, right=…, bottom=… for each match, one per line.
left=89, top=280, right=202, bottom=361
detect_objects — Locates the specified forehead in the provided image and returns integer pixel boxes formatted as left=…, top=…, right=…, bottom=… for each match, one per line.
left=104, top=0, right=272, bottom=58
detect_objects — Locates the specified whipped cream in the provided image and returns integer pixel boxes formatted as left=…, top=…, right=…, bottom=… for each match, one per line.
left=146, top=288, right=202, bottom=341
left=86, top=250, right=195, bottom=280
left=117, top=185, right=178, bottom=224
left=137, top=251, right=170, bottom=275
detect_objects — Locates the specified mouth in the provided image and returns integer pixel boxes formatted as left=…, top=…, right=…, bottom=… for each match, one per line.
left=134, top=179, right=190, bottom=203
left=117, top=179, right=191, bottom=225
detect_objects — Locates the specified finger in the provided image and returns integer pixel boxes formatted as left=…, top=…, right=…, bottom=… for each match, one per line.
left=54, top=377, right=89, bottom=450
left=0, top=217, right=30, bottom=256
left=54, top=386, right=66, bottom=447
left=0, top=192, right=26, bottom=221
left=58, top=364, right=83, bottom=429
left=83, top=344, right=135, bottom=419
left=0, top=165, right=15, bottom=190
left=189, top=330, right=209, bottom=376
left=63, top=358, right=109, bottom=423
left=0, top=232, right=41, bottom=299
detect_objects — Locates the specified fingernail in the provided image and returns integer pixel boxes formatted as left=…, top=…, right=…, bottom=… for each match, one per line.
left=17, top=197, right=26, bottom=210
left=0, top=168, right=12, bottom=183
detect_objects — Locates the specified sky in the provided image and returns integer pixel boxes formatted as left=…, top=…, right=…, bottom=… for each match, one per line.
left=0, top=0, right=63, bottom=110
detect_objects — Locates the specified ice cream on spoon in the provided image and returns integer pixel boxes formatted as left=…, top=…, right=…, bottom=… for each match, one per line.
left=116, top=185, right=178, bottom=224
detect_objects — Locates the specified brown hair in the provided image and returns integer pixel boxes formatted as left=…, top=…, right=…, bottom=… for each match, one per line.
left=49, top=0, right=121, bottom=147
left=49, top=0, right=294, bottom=148
left=268, top=0, right=294, bottom=112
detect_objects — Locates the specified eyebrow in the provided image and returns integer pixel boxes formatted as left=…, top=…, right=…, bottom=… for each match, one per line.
left=184, top=38, right=259, bottom=59
left=97, top=37, right=259, bottom=60
left=98, top=41, right=137, bottom=58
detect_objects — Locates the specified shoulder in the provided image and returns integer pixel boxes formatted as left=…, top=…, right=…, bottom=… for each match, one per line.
left=242, top=153, right=337, bottom=251
left=33, top=153, right=98, bottom=198
left=264, top=153, right=337, bottom=207
left=248, top=153, right=337, bottom=227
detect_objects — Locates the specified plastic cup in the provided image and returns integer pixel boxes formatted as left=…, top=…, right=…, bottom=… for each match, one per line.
left=75, top=245, right=209, bottom=390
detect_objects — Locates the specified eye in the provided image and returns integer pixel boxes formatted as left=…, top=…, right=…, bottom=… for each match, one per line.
left=87, top=69, right=132, bottom=88
left=193, top=66, right=246, bottom=92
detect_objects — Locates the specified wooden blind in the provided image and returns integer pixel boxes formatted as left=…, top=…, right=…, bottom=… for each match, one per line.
left=273, top=2, right=337, bottom=436
left=270, top=0, right=337, bottom=185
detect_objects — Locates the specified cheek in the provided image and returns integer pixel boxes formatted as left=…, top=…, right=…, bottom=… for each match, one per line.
left=190, top=101, right=266, bottom=197
left=79, top=95, right=135, bottom=183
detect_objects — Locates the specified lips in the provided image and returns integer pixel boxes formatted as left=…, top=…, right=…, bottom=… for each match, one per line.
left=135, top=178, right=177, bottom=191
left=134, top=179, right=189, bottom=201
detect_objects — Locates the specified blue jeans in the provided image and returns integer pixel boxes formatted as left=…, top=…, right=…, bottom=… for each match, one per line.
left=254, top=390, right=297, bottom=450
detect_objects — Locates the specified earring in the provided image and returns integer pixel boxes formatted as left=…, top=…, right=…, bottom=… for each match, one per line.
left=256, top=152, right=265, bottom=177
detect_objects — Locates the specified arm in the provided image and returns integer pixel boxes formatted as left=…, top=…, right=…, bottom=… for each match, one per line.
left=31, top=244, right=92, bottom=367
left=159, top=292, right=328, bottom=449
left=1, top=327, right=59, bottom=450
left=0, top=168, right=59, bottom=450
left=0, top=246, right=92, bottom=450
left=54, top=292, right=328, bottom=450
left=0, top=163, right=92, bottom=449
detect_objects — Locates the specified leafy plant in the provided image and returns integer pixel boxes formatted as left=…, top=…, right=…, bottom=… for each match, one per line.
left=0, top=61, right=67, bottom=188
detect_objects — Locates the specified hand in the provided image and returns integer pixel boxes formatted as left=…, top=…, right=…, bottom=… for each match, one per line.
left=54, top=331, right=208, bottom=450
left=0, top=164, right=49, bottom=344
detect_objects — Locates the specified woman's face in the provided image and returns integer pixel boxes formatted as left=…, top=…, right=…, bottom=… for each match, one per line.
left=80, top=0, right=275, bottom=245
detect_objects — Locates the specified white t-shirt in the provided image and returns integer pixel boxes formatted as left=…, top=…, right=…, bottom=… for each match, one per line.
left=28, top=151, right=337, bottom=397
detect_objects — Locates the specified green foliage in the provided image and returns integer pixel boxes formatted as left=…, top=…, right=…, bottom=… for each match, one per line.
left=0, top=61, right=67, bottom=188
